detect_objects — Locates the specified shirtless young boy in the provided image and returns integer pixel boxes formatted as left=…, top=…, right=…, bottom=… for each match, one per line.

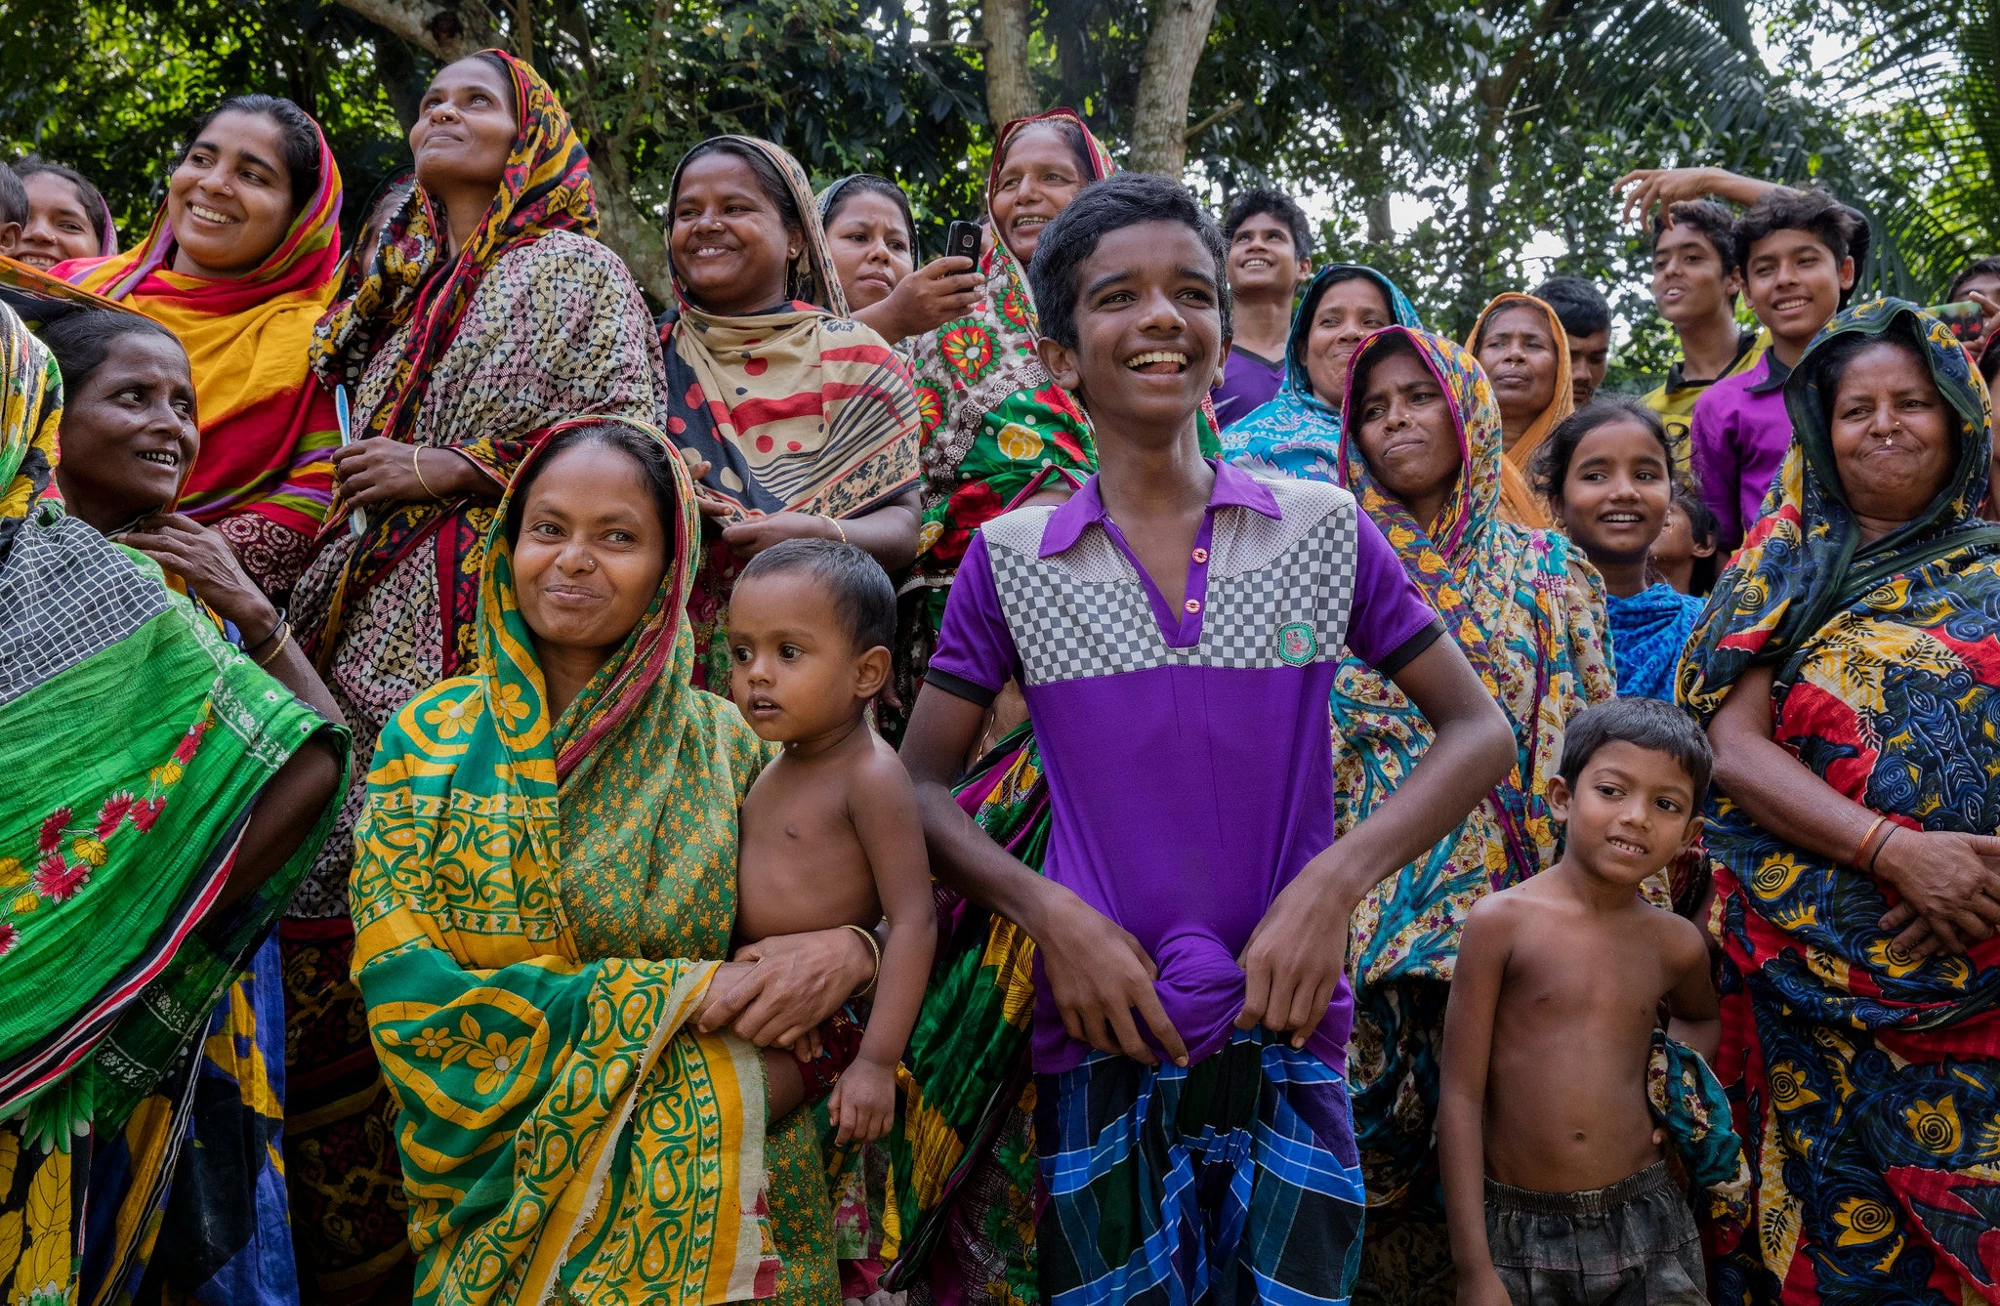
left=725, top=537, right=937, bottom=1144
left=1439, top=697, right=1721, bottom=1306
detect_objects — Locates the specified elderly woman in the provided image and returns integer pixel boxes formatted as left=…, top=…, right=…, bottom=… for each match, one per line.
left=1685, top=301, right=2000, bottom=1305
left=352, top=418, right=876, bottom=1306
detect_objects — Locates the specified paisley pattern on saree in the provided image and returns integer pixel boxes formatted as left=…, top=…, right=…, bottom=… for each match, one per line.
left=1680, top=301, right=2000, bottom=1304
left=350, top=418, right=827, bottom=1306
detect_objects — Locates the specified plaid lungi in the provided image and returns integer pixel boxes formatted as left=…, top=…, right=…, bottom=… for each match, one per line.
left=1036, top=1028, right=1366, bottom=1306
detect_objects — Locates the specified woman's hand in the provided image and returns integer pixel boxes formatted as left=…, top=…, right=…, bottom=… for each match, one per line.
left=677, top=447, right=738, bottom=521
left=876, top=255, right=982, bottom=340
left=721, top=511, right=838, bottom=559
left=696, top=927, right=875, bottom=1047
left=117, top=513, right=278, bottom=641
left=1872, top=827, right=2000, bottom=956
left=331, top=438, right=482, bottom=507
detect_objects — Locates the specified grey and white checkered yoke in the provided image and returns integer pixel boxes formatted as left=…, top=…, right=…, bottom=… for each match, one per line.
left=0, top=516, right=170, bottom=706
left=981, top=476, right=1360, bottom=687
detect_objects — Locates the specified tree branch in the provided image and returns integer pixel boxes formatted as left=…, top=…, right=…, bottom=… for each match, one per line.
left=1183, top=96, right=1243, bottom=142
left=332, top=0, right=501, bottom=60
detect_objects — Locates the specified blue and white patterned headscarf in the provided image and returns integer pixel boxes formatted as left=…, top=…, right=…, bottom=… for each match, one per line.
left=1221, top=263, right=1421, bottom=484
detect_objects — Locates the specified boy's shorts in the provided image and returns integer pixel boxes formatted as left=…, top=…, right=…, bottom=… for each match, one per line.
left=1484, top=1162, right=1706, bottom=1305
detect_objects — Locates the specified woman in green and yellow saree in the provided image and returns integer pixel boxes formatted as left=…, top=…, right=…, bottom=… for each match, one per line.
left=350, top=417, right=877, bottom=1306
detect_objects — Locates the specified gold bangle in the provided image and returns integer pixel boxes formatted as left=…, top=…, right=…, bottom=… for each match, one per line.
left=253, top=622, right=292, bottom=668
left=841, top=923, right=881, bottom=997
left=825, top=514, right=848, bottom=546
left=411, top=445, right=437, bottom=499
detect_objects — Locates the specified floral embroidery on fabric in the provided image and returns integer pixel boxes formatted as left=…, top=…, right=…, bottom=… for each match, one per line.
left=2, top=706, right=209, bottom=946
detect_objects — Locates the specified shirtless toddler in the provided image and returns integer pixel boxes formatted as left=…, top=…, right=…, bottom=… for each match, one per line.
left=725, top=538, right=936, bottom=1144
left=1439, top=698, right=1721, bottom=1306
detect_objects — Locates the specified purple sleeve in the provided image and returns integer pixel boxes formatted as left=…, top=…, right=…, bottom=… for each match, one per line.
left=1342, top=511, right=1444, bottom=673
left=924, top=533, right=1021, bottom=706
left=1690, top=388, right=1743, bottom=549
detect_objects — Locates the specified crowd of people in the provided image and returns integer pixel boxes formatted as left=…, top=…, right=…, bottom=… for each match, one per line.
left=3, top=46, right=1999, bottom=1306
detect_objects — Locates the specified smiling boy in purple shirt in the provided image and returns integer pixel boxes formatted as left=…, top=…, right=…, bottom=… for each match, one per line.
left=901, top=174, right=1515, bottom=1306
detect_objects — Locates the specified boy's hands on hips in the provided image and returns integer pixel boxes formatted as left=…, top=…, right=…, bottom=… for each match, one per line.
left=1235, top=850, right=1356, bottom=1048
left=828, top=1059, right=896, bottom=1145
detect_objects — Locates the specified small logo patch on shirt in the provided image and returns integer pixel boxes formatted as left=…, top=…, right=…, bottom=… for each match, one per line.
left=1276, top=621, right=1317, bottom=666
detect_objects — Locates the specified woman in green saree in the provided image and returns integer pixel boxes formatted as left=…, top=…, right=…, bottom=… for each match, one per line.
left=349, top=417, right=878, bottom=1306
left=0, top=297, right=348, bottom=1306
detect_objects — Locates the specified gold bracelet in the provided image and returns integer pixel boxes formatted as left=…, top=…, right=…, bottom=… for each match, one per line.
left=841, top=923, right=881, bottom=997
left=253, top=622, right=292, bottom=668
left=411, top=445, right=437, bottom=498
left=825, top=514, right=848, bottom=546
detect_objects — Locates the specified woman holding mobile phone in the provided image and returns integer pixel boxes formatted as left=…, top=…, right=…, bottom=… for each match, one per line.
left=818, top=173, right=983, bottom=346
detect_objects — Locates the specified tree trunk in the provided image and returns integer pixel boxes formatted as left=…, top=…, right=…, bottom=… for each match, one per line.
left=332, top=0, right=500, bottom=61
left=927, top=0, right=954, bottom=42
left=982, top=0, right=1037, bottom=129
left=591, top=163, right=673, bottom=303
left=1125, top=0, right=1219, bottom=177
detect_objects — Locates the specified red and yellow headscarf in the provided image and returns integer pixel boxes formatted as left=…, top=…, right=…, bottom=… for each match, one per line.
left=57, top=114, right=343, bottom=538
left=310, top=48, right=596, bottom=473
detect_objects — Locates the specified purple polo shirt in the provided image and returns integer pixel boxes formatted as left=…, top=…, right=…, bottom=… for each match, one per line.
left=926, top=460, right=1442, bottom=1074
left=1210, top=347, right=1285, bottom=429
left=1690, top=352, right=1795, bottom=552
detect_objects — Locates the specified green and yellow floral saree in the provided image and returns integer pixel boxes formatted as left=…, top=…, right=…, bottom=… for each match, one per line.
left=349, top=418, right=837, bottom=1306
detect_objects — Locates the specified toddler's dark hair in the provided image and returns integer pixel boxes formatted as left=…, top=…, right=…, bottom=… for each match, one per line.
left=1222, top=187, right=1313, bottom=261
left=0, top=164, right=26, bottom=229
left=1531, top=275, right=1611, bottom=339
left=1532, top=397, right=1673, bottom=503
left=739, top=537, right=896, bottom=653
left=1028, top=172, right=1232, bottom=350
left=1670, top=482, right=1721, bottom=596
left=1558, top=697, right=1713, bottom=805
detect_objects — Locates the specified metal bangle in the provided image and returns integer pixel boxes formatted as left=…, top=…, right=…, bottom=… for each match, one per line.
left=841, top=923, right=881, bottom=997
left=411, top=444, right=438, bottom=499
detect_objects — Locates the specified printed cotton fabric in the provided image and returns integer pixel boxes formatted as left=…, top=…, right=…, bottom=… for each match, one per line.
left=0, top=301, right=344, bottom=1306
left=1606, top=581, right=1706, bottom=701
left=1680, top=301, right=2000, bottom=1304
left=1330, top=325, right=1612, bottom=1222
left=349, top=418, right=841, bottom=1306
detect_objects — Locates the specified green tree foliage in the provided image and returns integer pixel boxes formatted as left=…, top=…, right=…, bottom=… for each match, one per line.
left=0, top=0, right=1983, bottom=387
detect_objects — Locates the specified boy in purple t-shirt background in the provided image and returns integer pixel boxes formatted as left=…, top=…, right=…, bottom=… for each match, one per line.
left=1211, top=188, right=1313, bottom=428
left=1689, top=188, right=1860, bottom=550
left=901, top=172, right=1515, bottom=1305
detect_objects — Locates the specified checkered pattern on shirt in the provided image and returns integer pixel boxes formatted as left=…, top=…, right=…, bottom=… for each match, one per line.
left=980, top=477, right=1359, bottom=686
left=0, top=515, right=169, bottom=705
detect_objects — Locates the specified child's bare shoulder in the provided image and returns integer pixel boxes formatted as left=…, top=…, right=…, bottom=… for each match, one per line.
left=845, top=730, right=918, bottom=803
left=1640, top=900, right=1710, bottom=973
left=1460, top=882, right=1541, bottom=950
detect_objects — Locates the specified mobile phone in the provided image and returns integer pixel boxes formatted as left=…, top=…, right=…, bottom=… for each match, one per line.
left=1926, top=300, right=1985, bottom=342
left=945, top=220, right=982, bottom=267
